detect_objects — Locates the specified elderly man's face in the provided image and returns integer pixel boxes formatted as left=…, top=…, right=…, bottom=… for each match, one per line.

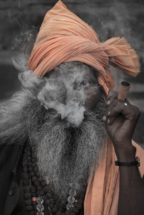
left=44, top=62, right=101, bottom=110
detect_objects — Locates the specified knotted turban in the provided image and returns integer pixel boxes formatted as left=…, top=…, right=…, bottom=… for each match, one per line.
left=28, top=0, right=140, bottom=95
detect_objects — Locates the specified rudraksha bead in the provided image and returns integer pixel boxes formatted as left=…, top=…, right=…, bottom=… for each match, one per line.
left=49, top=203, right=54, bottom=208
left=32, top=153, right=37, bottom=158
left=25, top=145, right=31, bottom=150
left=23, top=153, right=27, bottom=158
left=29, top=172, right=35, bottom=177
left=32, top=158, right=37, bottom=162
left=37, top=186, right=41, bottom=191
left=32, top=201, right=37, bottom=205
left=52, top=207, right=57, bottom=213
left=25, top=200, right=32, bottom=205
left=56, top=211, right=62, bottom=215
left=53, top=195, right=58, bottom=200
left=23, top=167, right=28, bottom=173
left=58, top=205, right=63, bottom=211
left=27, top=162, right=32, bottom=167
left=27, top=156, right=31, bottom=161
left=62, top=208, right=66, bottom=212
left=32, top=176, right=37, bottom=182
left=36, top=191, right=40, bottom=196
left=31, top=193, right=37, bottom=197
left=22, top=173, right=29, bottom=180
left=26, top=151, right=31, bottom=156
left=22, top=180, right=29, bottom=186
left=46, top=193, right=51, bottom=198
left=74, top=203, right=82, bottom=209
left=43, top=186, right=49, bottom=192
left=39, top=190, right=44, bottom=196
left=34, top=167, right=38, bottom=172
left=38, top=177, right=43, bottom=182
left=32, top=163, right=37, bottom=167
left=34, top=181, right=39, bottom=186
left=36, top=172, right=40, bottom=177
left=24, top=193, right=31, bottom=199
left=28, top=167, right=33, bottom=172
left=42, top=195, right=47, bottom=200
left=41, top=181, right=46, bottom=187
left=45, top=199, right=50, bottom=205
left=31, top=186, right=36, bottom=192
left=24, top=148, right=28, bottom=153
left=23, top=186, right=30, bottom=193
left=22, top=161, right=27, bottom=167
left=25, top=205, right=33, bottom=211
left=33, top=204, right=36, bottom=210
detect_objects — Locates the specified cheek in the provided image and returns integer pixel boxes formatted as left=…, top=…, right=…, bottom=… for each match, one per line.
left=84, top=86, right=100, bottom=109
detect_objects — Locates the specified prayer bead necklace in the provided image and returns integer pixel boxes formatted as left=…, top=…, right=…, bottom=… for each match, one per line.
left=22, top=143, right=86, bottom=215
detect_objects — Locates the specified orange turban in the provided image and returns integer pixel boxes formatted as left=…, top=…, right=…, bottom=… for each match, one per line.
left=28, top=0, right=140, bottom=95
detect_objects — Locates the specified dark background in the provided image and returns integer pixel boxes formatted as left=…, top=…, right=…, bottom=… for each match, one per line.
left=0, top=0, right=144, bottom=146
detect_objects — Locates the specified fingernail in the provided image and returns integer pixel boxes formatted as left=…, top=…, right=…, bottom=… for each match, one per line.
left=103, top=116, right=107, bottom=121
left=107, top=100, right=111, bottom=105
left=108, top=111, right=110, bottom=115
left=107, top=119, right=110, bottom=124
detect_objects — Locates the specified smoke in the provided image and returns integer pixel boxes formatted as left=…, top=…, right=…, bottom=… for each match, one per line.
left=37, top=74, right=86, bottom=127
left=98, top=2, right=144, bottom=63
left=18, top=62, right=99, bottom=126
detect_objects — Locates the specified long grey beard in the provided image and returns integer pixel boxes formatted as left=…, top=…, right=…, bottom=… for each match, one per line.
left=0, top=85, right=107, bottom=198
left=27, top=94, right=108, bottom=199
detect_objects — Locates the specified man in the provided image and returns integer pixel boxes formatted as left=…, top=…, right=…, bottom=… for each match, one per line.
left=0, top=1, right=144, bottom=215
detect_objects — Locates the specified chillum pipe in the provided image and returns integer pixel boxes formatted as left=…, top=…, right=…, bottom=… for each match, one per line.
left=118, top=81, right=130, bottom=101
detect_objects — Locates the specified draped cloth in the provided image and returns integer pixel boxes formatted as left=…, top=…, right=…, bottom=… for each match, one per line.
left=84, top=140, right=144, bottom=215
left=28, top=0, right=140, bottom=95
left=27, top=1, right=142, bottom=214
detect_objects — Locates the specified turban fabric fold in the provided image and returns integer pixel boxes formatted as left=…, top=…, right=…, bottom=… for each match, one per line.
left=28, top=0, right=140, bottom=95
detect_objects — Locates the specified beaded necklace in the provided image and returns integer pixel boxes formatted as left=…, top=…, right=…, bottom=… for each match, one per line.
left=22, top=143, right=87, bottom=215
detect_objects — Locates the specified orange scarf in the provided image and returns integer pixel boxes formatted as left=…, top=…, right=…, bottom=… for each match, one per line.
left=84, top=140, right=119, bottom=215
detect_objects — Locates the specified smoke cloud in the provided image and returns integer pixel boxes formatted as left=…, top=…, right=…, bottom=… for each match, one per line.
left=18, top=62, right=99, bottom=126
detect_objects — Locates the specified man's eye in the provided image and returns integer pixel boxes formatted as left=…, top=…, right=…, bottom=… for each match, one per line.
left=81, top=79, right=96, bottom=86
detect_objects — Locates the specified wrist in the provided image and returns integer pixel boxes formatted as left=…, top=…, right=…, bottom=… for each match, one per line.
left=114, top=143, right=136, bottom=162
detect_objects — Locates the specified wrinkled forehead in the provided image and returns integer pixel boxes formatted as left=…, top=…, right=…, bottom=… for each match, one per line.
left=44, top=61, right=98, bottom=82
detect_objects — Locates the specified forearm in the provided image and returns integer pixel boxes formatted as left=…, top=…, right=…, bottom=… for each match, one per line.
left=116, top=143, right=144, bottom=215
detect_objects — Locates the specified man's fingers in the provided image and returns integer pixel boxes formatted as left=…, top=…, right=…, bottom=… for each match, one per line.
left=107, top=115, right=119, bottom=125
left=104, top=103, right=125, bottom=125
left=103, top=94, right=133, bottom=123
left=104, top=99, right=132, bottom=124
left=103, top=99, right=117, bottom=121
left=107, top=90, right=117, bottom=106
